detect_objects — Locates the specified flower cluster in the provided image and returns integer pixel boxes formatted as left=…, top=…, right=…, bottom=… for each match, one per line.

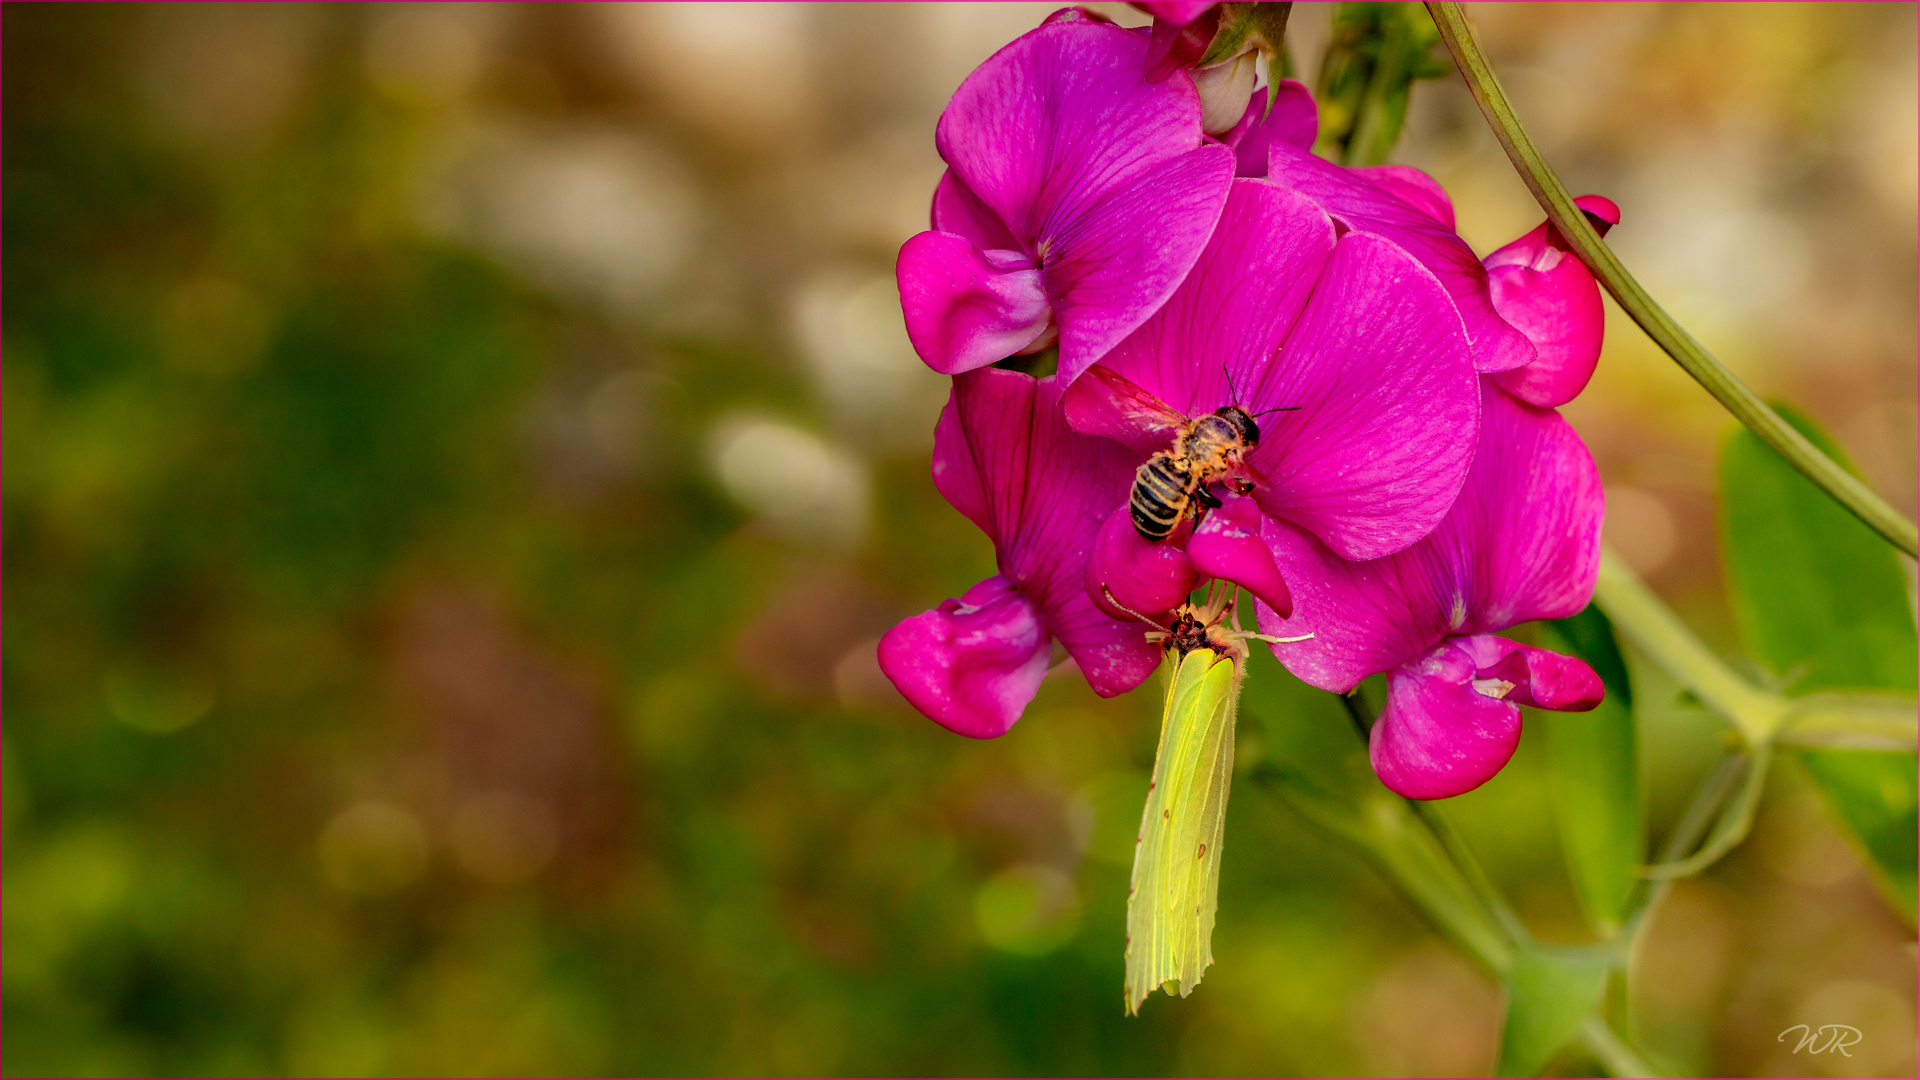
left=881, top=10, right=1616, bottom=800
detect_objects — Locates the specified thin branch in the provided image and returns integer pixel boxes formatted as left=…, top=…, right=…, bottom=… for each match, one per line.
left=1407, top=798, right=1531, bottom=948
left=1579, top=1016, right=1662, bottom=1079
left=1592, top=549, right=1786, bottom=745
left=1639, top=744, right=1773, bottom=880
left=1425, top=1, right=1918, bottom=558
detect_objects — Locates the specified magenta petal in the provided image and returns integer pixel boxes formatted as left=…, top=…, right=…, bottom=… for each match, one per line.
left=934, top=369, right=1162, bottom=699
left=930, top=382, right=989, bottom=534
left=1573, top=193, right=1621, bottom=233
left=1051, top=592, right=1165, bottom=698
left=931, top=169, right=1020, bottom=252
left=1487, top=257, right=1604, bottom=407
left=1047, top=144, right=1235, bottom=384
left=1226, top=78, right=1318, bottom=177
left=1136, top=1, right=1218, bottom=27
left=1087, top=505, right=1198, bottom=621
left=931, top=19, right=1234, bottom=387
left=1450, top=383, right=1605, bottom=631
left=897, top=231, right=1052, bottom=375
left=1459, top=636, right=1604, bottom=712
left=878, top=575, right=1052, bottom=739
left=1095, top=178, right=1336, bottom=417
left=1267, top=142, right=1535, bottom=374
left=1370, top=642, right=1523, bottom=799
left=1257, top=383, right=1602, bottom=692
left=1351, top=165, right=1455, bottom=230
left=937, top=20, right=1204, bottom=243
left=1483, top=194, right=1617, bottom=408
left=1188, top=494, right=1292, bottom=617
left=1144, top=9, right=1220, bottom=81
left=1249, top=229, right=1480, bottom=560
left=1257, top=517, right=1455, bottom=692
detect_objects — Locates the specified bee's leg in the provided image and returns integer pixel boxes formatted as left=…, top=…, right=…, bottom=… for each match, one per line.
left=1192, top=486, right=1222, bottom=511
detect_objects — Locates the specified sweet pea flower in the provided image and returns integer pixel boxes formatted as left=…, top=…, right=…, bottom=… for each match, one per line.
left=897, top=12, right=1234, bottom=384
left=878, top=368, right=1162, bottom=738
left=1229, top=84, right=1623, bottom=401
left=1061, top=178, right=1481, bottom=627
left=1260, top=382, right=1606, bottom=799
left=1485, top=195, right=1621, bottom=408
left=1220, top=85, right=1533, bottom=375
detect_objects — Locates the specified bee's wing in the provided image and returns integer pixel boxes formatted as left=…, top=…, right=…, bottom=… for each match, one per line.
left=1061, top=366, right=1189, bottom=458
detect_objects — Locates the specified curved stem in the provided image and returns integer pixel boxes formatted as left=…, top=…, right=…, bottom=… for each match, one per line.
left=1639, top=744, right=1773, bottom=879
left=1425, top=2, right=1918, bottom=559
left=1579, top=1016, right=1661, bottom=1079
left=1775, top=691, right=1919, bottom=750
left=1592, top=550, right=1786, bottom=745
left=1408, top=798, right=1532, bottom=948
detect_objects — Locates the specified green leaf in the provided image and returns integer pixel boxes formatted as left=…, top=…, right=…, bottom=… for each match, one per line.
left=1797, top=750, right=1918, bottom=913
left=1719, top=404, right=1915, bottom=692
left=1495, top=946, right=1611, bottom=1078
left=1539, top=607, right=1644, bottom=934
left=1125, top=646, right=1241, bottom=1015
left=1718, top=403, right=1919, bottom=918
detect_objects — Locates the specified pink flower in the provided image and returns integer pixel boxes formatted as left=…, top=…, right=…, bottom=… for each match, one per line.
left=1061, top=178, right=1482, bottom=627
left=1259, top=382, right=1606, bottom=799
left=1225, top=84, right=1528, bottom=374
left=877, top=369, right=1162, bottom=738
left=1229, top=84, right=1620, bottom=404
left=896, top=12, right=1235, bottom=384
left=1485, top=195, right=1621, bottom=407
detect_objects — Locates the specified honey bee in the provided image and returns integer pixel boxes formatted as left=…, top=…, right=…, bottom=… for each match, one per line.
left=1125, top=374, right=1296, bottom=542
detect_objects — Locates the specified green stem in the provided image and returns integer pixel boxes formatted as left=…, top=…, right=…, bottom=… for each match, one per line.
left=1251, top=765, right=1515, bottom=974
left=1425, top=1, right=1918, bottom=559
left=1639, top=744, right=1773, bottom=879
left=1579, top=1016, right=1661, bottom=1079
left=1592, top=549, right=1786, bottom=745
left=1407, top=799, right=1531, bottom=947
left=1775, top=691, right=1919, bottom=750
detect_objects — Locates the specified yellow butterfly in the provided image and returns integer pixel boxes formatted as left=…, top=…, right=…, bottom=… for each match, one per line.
left=1123, top=588, right=1309, bottom=1015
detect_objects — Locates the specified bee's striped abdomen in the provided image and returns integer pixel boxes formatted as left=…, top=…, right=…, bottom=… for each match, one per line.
left=1130, top=453, right=1193, bottom=542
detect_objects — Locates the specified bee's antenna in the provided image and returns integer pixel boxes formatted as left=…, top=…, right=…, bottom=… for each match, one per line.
left=1252, top=404, right=1301, bottom=419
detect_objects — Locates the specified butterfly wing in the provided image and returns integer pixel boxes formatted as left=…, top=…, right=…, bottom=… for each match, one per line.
left=1061, top=365, right=1191, bottom=459
left=1125, top=645, right=1241, bottom=1015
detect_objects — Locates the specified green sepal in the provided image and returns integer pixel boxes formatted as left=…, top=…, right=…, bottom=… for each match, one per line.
left=1195, top=2, right=1296, bottom=70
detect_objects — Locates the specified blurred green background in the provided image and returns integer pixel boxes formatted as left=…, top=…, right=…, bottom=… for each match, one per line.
left=5, top=4, right=1914, bottom=1076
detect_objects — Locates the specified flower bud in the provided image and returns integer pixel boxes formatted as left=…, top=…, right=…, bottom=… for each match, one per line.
left=1193, top=48, right=1261, bottom=135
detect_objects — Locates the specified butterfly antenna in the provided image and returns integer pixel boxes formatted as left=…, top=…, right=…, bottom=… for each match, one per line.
left=1100, top=584, right=1169, bottom=632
